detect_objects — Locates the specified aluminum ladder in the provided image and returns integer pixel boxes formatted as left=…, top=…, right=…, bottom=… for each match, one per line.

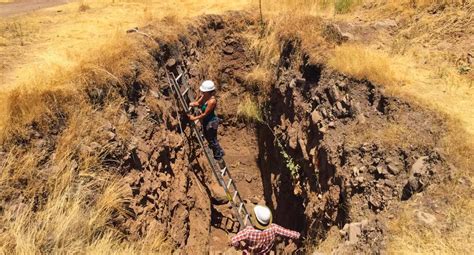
left=165, top=65, right=252, bottom=230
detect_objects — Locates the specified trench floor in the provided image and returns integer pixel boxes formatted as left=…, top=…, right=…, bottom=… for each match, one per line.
left=208, top=126, right=265, bottom=253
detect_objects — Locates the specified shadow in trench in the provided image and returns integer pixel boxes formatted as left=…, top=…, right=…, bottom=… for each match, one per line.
left=255, top=125, right=307, bottom=234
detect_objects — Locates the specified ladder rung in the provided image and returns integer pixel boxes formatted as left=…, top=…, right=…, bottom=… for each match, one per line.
left=244, top=214, right=250, bottom=226
left=175, top=73, right=183, bottom=81
left=226, top=179, right=233, bottom=189
left=220, top=167, right=227, bottom=176
left=181, top=87, right=190, bottom=97
left=239, top=203, right=244, bottom=214
left=232, top=191, right=238, bottom=202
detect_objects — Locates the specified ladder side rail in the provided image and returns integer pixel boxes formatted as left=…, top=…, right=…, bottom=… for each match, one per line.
left=225, top=169, right=249, bottom=211
left=223, top=168, right=252, bottom=226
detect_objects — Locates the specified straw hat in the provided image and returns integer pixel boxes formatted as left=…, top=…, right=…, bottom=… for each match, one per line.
left=251, top=205, right=273, bottom=230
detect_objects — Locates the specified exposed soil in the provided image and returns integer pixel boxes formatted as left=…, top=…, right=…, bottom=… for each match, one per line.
left=0, top=12, right=455, bottom=254
left=108, top=13, right=452, bottom=253
left=0, top=0, right=71, bottom=17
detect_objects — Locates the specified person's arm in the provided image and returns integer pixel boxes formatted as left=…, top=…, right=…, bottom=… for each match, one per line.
left=189, top=95, right=204, bottom=107
left=273, top=224, right=300, bottom=240
left=230, top=228, right=250, bottom=247
left=188, top=98, right=216, bottom=121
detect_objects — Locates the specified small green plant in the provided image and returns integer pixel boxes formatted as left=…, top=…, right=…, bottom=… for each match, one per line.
left=277, top=141, right=301, bottom=180
left=458, top=65, right=471, bottom=75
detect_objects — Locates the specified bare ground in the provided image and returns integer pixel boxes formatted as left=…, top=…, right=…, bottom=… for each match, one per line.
left=0, top=0, right=71, bottom=17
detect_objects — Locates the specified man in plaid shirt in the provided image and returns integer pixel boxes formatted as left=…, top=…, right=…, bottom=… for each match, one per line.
left=230, top=205, right=300, bottom=254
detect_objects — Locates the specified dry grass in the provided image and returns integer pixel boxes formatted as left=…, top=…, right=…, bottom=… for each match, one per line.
left=347, top=122, right=431, bottom=149
left=387, top=116, right=474, bottom=254
left=328, top=44, right=406, bottom=87
left=237, top=95, right=263, bottom=123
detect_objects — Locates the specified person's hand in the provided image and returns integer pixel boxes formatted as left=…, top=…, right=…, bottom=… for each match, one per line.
left=187, top=114, right=197, bottom=121
left=189, top=102, right=198, bottom=107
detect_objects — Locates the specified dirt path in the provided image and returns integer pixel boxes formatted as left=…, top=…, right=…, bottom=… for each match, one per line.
left=0, top=0, right=71, bottom=17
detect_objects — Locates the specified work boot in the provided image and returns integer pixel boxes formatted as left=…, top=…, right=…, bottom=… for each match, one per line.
left=216, top=159, right=226, bottom=170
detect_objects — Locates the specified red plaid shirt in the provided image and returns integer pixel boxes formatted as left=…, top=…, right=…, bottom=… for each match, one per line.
left=231, top=224, right=300, bottom=254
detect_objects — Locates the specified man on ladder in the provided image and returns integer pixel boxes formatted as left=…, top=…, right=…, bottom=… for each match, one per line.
left=187, top=80, right=225, bottom=164
left=230, top=205, right=301, bottom=254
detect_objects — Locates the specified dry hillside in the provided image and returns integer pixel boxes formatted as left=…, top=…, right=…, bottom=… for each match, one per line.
left=0, top=0, right=472, bottom=254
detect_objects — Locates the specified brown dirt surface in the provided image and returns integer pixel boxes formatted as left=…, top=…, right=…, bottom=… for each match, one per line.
left=0, top=0, right=71, bottom=17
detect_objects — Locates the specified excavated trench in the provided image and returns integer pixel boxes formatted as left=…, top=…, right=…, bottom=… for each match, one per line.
left=117, top=13, right=451, bottom=253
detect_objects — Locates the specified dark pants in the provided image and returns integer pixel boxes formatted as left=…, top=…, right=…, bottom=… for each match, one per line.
left=203, top=120, right=224, bottom=160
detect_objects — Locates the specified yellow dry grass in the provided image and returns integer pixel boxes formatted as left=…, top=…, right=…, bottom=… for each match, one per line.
left=237, top=95, right=263, bottom=123
left=0, top=0, right=473, bottom=253
left=328, top=45, right=406, bottom=87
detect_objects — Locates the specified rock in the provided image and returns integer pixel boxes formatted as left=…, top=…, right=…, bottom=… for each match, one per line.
left=166, top=58, right=176, bottom=68
left=223, top=46, right=234, bottom=55
left=411, top=156, right=429, bottom=176
left=105, top=131, right=116, bottom=141
left=355, top=176, right=365, bottom=185
left=34, top=139, right=47, bottom=148
left=128, top=105, right=136, bottom=114
left=343, top=219, right=369, bottom=244
left=150, top=90, right=159, bottom=98
left=90, top=142, right=101, bottom=150
left=387, top=164, right=400, bottom=175
left=321, top=108, right=328, bottom=118
left=328, top=86, right=340, bottom=103
left=402, top=177, right=422, bottom=200
left=295, top=78, right=306, bottom=86
left=368, top=165, right=377, bottom=174
left=384, top=179, right=395, bottom=188
left=323, top=23, right=348, bottom=44
left=376, top=166, right=388, bottom=176
left=361, top=143, right=371, bottom=152
left=289, top=79, right=296, bottom=88
left=328, top=122, right=336, bottom=128
left=352, top=167, right=360, bottom=177
left=245, top=176, right=253, bottom=183
left=336, top=101, right=344, bottom=113
left=341, top=32, right=354, bottom=41
left=374, top=19, right=398, bottom=29
left=369, top=195, right=383, bottom=210
left=357, top=114, right=366, bottom=124
left=311, top=111, right=323, bottom=125
left=250, top=196, right=260, bottom=204
left=416, top=210, right=437, bottom=225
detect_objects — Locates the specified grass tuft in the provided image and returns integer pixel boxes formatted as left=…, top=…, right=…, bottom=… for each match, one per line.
left=237, top=95, right=263, bottom=123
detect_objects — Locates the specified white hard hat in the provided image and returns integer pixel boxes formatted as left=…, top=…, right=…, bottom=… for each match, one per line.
left=200, top=80, right=216, bottom=92
left=253, top=205, right=273, bottom=230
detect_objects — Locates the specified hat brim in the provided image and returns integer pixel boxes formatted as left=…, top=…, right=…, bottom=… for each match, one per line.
left=251, top=209, right=273, bottom=230
left=199, top=87, right=215, bottom=92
